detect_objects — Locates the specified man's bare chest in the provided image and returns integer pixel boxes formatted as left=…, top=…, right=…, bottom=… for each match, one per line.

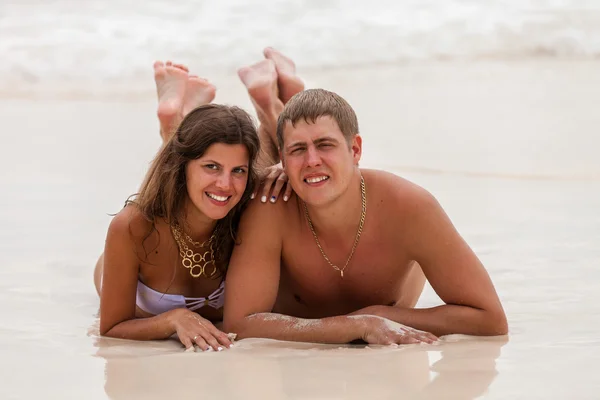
left=279, top=228, right=413, bottom=316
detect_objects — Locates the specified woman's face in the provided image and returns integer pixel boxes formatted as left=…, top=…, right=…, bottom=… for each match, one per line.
left=185, top=143, right=250, bottom=221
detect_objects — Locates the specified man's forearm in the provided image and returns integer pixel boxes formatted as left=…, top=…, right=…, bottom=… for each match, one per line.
left=355, top=305, right=508, bottom=337
left=232, top=313, right=364, bottom=344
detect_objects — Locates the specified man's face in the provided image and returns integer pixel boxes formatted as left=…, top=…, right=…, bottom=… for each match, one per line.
left=281, top=116, right=361, bottom=207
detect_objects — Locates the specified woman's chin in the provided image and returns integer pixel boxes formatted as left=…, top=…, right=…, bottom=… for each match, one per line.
left=201, top=203, right=234, bottom=221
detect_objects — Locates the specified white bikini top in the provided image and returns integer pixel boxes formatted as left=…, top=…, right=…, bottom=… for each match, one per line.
left=135, top=280, right=225, bottom=315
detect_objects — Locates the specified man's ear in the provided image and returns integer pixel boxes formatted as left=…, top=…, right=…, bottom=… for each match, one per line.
left=279, top=149, right=285, bottom=168
left=351, top=135, right=362, bottom=165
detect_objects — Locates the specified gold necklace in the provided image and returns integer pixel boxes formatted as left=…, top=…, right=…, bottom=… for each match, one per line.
left=303, top=175, right=366, bottom=278
left=171, top=224, right=217, bottom=278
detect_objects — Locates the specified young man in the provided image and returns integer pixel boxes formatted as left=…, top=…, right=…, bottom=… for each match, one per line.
left=224, top=58, right=508, bottom=345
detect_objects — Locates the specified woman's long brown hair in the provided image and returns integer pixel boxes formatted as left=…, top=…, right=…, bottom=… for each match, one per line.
left=128, top=104, right=259, bottom=277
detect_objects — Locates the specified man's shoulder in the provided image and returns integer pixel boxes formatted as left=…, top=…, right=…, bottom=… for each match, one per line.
left=362, top=168, right=437, bottom=218
left=363, top=169, right=430, bottom=199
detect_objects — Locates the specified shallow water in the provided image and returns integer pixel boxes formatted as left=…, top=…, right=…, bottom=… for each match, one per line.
left=1, top=60, right=600, bottom=398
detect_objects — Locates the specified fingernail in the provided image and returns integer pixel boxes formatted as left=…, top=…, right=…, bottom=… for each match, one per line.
left=270, top=196, right=276, bottom=203
left=250, top=193, right=255, bottom=199
left=229, top=344, right=234, bottom=348
left=217, top=346, right=223, bottom=351
left=261, top=195, right=267, bottom=203
left=283, top=196, right=289, bottom=202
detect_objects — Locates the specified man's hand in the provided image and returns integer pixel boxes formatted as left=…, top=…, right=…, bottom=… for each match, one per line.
left=350, top=315, right=438, bottom=345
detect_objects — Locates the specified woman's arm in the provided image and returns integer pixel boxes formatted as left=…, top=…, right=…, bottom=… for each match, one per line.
left=98, top=207, right=232, bottom=350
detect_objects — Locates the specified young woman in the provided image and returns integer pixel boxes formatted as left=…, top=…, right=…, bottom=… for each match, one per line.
left=95, top=50, right=304, bottom=351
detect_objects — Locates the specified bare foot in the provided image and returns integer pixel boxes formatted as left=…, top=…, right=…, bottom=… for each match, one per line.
left=238, top=59, right=280, bottom=111
left=263, top=47, right=305, bottom=104
left=182, top=75, right=216, bottom=117
left=238, top=59, right=283, bottom=162
left=172, top=63, right=189, bottom=73
left=238, top=59, right=283, bottom=130
left=154, top=60, right=188, bottom=142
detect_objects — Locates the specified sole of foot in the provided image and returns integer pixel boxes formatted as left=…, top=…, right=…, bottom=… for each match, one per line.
left=263, top=47, right=305, bottom=104
left=182, top=75, right=217, bottom=117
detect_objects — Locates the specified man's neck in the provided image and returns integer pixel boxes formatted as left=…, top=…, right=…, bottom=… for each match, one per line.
left=304, top=170, right=364, bottom=239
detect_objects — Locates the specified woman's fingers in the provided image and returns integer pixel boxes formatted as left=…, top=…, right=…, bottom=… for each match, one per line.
left=254, top=163, right=290, bottom=203
left=199, top=330, right=223, bottom=351
left=260, top=170, right=279, bottom=203
left=180, top=334, right=194, bottom=351
left=174, top=310, right=235, bottom=352
left=269, top=175, right=288, bottom=203
left=210, top=328, right=234, bottom=348
left=193, top=319, right=233, bottom=351
left=193, top=334, right=210, bottom=351
left=282, top=180, right=293, bottom=202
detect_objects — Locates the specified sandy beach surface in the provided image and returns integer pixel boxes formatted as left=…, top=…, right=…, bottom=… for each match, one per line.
left=1, top=60, right=600, bottom=399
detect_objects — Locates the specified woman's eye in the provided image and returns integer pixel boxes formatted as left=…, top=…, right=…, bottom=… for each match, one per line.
left=233, top=168, right=247, bottom=174
left=205, top=164, right=218, bottom=170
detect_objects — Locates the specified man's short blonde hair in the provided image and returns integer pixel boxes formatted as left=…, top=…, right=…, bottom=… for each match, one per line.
left=276, top=89, right=359, bottom=149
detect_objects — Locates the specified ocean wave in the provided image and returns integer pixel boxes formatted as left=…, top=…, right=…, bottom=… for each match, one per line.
left=1, top=0, right=600, bottom=88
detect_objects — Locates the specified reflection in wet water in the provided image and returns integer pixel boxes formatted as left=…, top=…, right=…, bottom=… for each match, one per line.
left=94, top=335, right=507, bottom=400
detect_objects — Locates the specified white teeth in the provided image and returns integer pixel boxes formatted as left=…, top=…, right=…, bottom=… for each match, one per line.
left=305, top=176, right=328, bottom=183
left=206, top=193, right=228, bottom=202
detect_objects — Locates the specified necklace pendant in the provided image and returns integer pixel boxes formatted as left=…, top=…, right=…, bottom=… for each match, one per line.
left=340, top=270, right=344, bottom=278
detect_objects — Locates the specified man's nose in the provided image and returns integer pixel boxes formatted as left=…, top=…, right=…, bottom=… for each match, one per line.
left=306, top=147, right=322, bottom=167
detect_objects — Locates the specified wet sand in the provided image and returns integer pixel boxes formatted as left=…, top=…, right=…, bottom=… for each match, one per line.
left=1, top=60, right=599, bottom=399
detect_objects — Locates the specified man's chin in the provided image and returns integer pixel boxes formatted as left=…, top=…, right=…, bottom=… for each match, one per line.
left=300, top=192, right=334, bottom=207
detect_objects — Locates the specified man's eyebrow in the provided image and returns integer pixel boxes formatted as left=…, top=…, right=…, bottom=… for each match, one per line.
left=313, top=136, right=338, bottom=144
left=286, top=141, right=307, bottom=149
left=287, top=136, right=339, bottom=149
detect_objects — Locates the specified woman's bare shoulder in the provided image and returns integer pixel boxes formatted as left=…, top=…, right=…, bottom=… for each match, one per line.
left=107, top=203, right=155, bottom=242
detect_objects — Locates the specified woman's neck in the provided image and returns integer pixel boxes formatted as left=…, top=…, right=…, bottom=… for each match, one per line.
left=179, top=198, right=218, bottom=242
